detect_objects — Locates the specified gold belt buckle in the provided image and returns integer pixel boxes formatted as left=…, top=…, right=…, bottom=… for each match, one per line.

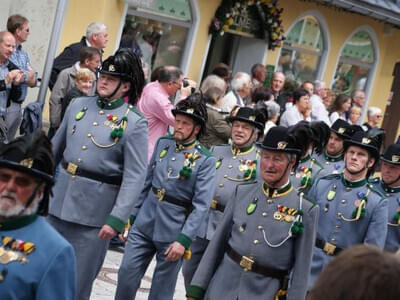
left=66, top=162, right=78, bottom=175
left=323, top=242, right=336, bottom=255
left=210, top=200, right=218, bottom=210
left=156, top=188, right=165, bottom=202
left=239, top=255, right=254, bottom=272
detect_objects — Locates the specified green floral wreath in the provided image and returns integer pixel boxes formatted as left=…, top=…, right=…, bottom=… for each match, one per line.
left=210, top=0, right=285, bottom=50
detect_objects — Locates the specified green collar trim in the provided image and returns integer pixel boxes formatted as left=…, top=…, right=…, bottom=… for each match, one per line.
left=381, top=181, right=400, bottom=193
left=231, top=144, right=255, bottom=156
left=96, top=97, right=125, bottom=110
left=324, top=150, right=343, bottom=162
left=299, top=154, right=311, bottom=164
left=175, top=139, right=196, bottom=151
left=0, top=214, right=38, bottom=230
left=262, top=181, right=293, bottom=198
left=341, top=173, right=366, bottom=188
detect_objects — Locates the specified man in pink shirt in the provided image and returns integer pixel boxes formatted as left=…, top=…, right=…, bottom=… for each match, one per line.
left=137, top=66, right=183, bottom=161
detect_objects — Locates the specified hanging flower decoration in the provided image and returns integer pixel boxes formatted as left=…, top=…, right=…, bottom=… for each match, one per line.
left=209, top=0, right=285, bottom=50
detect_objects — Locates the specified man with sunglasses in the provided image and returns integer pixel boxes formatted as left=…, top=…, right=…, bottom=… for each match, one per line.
left=0, top=132, right=76, bottom=300
left=137, top=65, right=184, bottom=161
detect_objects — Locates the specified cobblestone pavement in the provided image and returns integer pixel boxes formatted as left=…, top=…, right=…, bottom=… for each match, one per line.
left=90, top=248, right=187, bottom=300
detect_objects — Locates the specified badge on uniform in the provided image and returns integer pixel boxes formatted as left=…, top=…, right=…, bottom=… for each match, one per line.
left=216, top=157, right=223, bottom=169
left=75, top=107, right=88, bottom=121
left=159, top=145, right=170, bottom=160
left=246, top=198, right=258, bottom=215
left=273, top=205, right=301, bottom=223
left=327, top=184, right=337, bottom=201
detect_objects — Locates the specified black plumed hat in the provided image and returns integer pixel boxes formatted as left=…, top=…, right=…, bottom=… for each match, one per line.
left=227, top=107, right=265, bottom=131
left=381, top=144, right=400, bottom=165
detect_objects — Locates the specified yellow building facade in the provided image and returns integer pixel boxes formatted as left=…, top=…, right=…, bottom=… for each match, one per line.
left=57, top=0, right=400, bottom=141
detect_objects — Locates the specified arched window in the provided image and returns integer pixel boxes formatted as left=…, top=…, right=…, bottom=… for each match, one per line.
left=276, top=15, right=325, bottom=87
left=120, top=0, right=198, bottom=77
left=331, top=29, right=375, bottom=96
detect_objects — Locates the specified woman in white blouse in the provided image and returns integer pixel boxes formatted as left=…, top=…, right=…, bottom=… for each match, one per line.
left=328, top=93, right=351, bottom=124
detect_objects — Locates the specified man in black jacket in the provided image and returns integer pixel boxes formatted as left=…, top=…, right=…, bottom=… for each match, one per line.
left=49, top=22, right=108, bottom=90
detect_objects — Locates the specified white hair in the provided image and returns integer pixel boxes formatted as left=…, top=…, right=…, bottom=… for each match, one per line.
left=265, top=101, right=281, bottom=120
left=200, top=75, right=226, bottom=93
left=86, top=22, right=107, bottom=39
left=313, top=80, right=326, bottom=91
left=231, top=72, right=251, bottom=91
left=367, top=106, right=382, bottom=117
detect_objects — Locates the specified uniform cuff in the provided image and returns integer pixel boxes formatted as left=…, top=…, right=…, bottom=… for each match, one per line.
left=105, top=215, right=125, bottom=233
left=176, top=233, right=192, bottom=249
left=129, top=215, right=136, bottom=225
left=186, top=285, right=205, bottom=300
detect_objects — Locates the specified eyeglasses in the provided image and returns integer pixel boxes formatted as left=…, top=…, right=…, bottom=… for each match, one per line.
left=0, top=171, right=37, bottom=188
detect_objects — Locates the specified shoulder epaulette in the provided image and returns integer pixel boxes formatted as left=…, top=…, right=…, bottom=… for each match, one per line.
left=234, top=180, right=259, bottom=197
left=129, top=104, right=145, bottom=119
left=301, top=193, right=317, bottom=208
left=195, top=142, right=212, bottom=157
left=311, top=157, right=324, bottom=169
left=320, top=173, right=341, bottom=180
left=159, top=134, right=174, bottom=141
left=367, top=182, right=386, bottom=200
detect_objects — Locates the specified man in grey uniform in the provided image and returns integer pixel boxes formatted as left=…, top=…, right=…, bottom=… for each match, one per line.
left=369, top=143, right=400, bottom=252
left=187, top=126, right=319, bottom=300
left=48, top=49, right=148, bottom=300
left=182, top=106, right=265, bottom=289
left=314, top=119, right=352, bottom=177
left=115, top=93, right=216, bottom=300
left=307, top=129, right=388, bottom=289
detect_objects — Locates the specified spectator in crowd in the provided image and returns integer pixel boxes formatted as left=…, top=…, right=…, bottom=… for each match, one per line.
left=200, top=74, right=227, bottom=95
left=270, top=71, right=287, bottom=112
left=0, top=132, right=76, bottom=299
left=264, top=100, right=280, bottom=135
left=60, top=68, right=95, bottom=122
left=323, top=88, right=334, bottom=109
left=310, top=80, right=331, bottom=126
left=0, top=31, right=24, bottom=142
left=328, top=94, right=351, bottom=124
left=150, top=66, right=164, bottom=82
left=199, top=87, right=231, bottom=149
left=49, top=47, right=100, bottom=135
left=137, top=65, right=183, bottom=161
left=348, top=105, right=362, bottom=125
left=50, top=22, right=108, bottom=89
left=301, top=80, right=314, bottom=96
left=250, top=63, right=266, bottom=88
left=308, top=245, right=400, bottom=300
left=250, top=86, right=274, bottom=106
left=220, top=72, right=252, bottom=113
left=279, top=88, right=311, bottom=127
left=362, top=106, right=382, bottom=131
left=352, top=89, right=366, bottom=109
left=7, top=15, right=37, bottom=140
left=211, top=62, right=232, bottom=87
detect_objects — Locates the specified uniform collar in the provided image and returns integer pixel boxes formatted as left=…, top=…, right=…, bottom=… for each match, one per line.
left=341, top=173, right=366, bottom=188
left=175, top=139, right=196, bottom=152
left=324, top=149, right=343, bottom=162
left=262, top=181, right=293, bottom=198
left=96, top=97, right=125, bottom=110
left=299, top=154, right=311, bottom=164
left=0, top=214, right=38, bottom=230
left=381, top=181, right=400, bottom=194
left=231, top=144, right=254, bottom=156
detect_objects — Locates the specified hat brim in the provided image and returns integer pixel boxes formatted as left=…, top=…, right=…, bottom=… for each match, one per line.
left=256, top=142, right=301, bottom=155
left=227, top=116, right=264, bottom=131
left=171, top=109, right=205, bottom=127
left=380, top=156, right=400, bottom=165
left=0, top=160, right=54, bottom=184
left=343, top=140, right=379, bottom=159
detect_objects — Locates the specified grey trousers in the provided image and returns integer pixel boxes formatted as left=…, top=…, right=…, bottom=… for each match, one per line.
left=115, top=226, right=183, bottom=300
left=4, top=102, right=21, bottom=141
left=181, top=237, right=209, bottom=290
left=47, top=215, right=109, bottom=300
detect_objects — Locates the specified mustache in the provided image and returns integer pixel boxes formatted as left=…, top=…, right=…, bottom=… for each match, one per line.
left=0, top=191, right=18, bottom=201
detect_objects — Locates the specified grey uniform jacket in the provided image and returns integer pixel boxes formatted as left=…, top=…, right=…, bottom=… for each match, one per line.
left=308, top=173, right=388, bottom=288
left=188, top=181, right=319, bottom=300
left=49, top=96, right=148, bottom=233
left=198, top=144, right=259, bottom=240
left=370, top=178, right=400, bottom=252
left=131, top=136, right=216, bottom=248
left=313, top=150, right=344, bottom=178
